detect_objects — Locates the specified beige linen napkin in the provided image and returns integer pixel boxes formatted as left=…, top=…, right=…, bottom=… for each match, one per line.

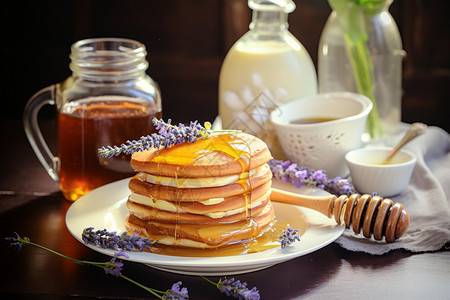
left=335, top=124, right=450, bottom=254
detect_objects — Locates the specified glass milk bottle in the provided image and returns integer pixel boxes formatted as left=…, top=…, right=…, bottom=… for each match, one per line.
left=218, top=0, right=317, bottom=157
left=24, top=38, right=162, bottom=201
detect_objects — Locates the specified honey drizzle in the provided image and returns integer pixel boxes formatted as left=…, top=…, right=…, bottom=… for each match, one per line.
left=220, top=134, right=257, bottom=236
left=147, top=133, right=261, bottom=249
left=149, top=218, right=308, bottom=257
left=151, top=134, right=250, bottom=169
left=201, top=134, right=257, bottom=242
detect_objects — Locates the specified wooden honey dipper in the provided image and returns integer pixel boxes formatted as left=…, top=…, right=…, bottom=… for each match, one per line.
left=270, top=188, right=409, bottom=242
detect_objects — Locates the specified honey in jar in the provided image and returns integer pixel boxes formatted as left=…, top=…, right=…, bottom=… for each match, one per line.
left=24, top=38, right=162, bottom=201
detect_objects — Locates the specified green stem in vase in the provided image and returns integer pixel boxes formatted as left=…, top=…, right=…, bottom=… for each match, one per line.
left=344, top=34, right=383, bottom=138
left=329, top=0, right=386, bottom=139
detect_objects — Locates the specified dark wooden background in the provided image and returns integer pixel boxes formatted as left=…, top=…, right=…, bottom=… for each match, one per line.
left=2, top=0, right=449, bottom=132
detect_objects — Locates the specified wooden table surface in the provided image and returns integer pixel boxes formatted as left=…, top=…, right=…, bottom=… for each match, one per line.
left=1, top=118, right=449, bottom=299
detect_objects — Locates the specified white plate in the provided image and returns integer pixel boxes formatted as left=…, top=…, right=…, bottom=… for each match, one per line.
left=66, top=178, right=344, bottom=276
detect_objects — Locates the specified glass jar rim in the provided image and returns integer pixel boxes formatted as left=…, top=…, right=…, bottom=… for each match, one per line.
left=71, top=37, right=146, bottom=56
left=69, top=37, right=148, bottom=77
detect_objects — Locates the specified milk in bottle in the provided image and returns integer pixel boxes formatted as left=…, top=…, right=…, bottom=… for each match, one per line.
left=219, top=0, right=317, bottom=157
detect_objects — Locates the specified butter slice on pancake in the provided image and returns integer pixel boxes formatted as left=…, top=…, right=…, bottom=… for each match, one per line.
left=125, top=132, right=275, bottom=248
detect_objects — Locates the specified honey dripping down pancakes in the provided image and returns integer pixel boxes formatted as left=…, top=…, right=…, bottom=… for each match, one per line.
left=124, top=132, right=276, bottom=249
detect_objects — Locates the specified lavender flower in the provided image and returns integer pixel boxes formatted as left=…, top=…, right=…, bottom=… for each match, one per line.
left=5, top=232, right=188, bottom=299
left=5, top=232, right=25, bottom=252
left=82, top=227, right=156, bottom=252
left=219, top=278, right=260, bottom=300
left=279, top=227, right=301, bottom=249
left=163, top=281, right=189, bottom=300
left=104, top=251, right=129, bottom=276
left=268, top=159, right=356, bottom=196
left=98, top=118, right=212, bottom=158
left=202, top=276, right=260, bottom=300
left=6, top=232, right=129, bottom=277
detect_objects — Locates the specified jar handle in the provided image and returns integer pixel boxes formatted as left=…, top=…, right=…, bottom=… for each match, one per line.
left=23, top=85, right=60, bottom=181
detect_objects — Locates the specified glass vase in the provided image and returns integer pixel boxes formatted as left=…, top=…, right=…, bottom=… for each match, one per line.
left=318, top=0, right=405, bottom=140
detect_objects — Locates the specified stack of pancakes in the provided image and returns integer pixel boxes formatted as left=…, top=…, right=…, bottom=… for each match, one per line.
left=124, top=132, right=275, bottom=249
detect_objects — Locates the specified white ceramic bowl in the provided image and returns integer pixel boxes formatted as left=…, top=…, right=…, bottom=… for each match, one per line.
left=345, top=147, right=417, bottom=197
left=270, top=92, right=372, bottom=178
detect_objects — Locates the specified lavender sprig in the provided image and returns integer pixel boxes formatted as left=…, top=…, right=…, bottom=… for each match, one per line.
left=98, top=118, right=212, bottom=158
left=5, top=232, right=188, bottom=299
left=105, top=251, right=129, bottom=276
left=268, top=159, right=356, bottom=196
left=202, top=276, right=260, bottom=300
left=82, top=227, right=157, bottom=252
left=164, top=282, right=189, bottom=300
left=279, top=227, right=301, bottom=249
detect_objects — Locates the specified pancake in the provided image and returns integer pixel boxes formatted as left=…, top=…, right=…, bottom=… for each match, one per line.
left=124, top=131, right=275, bottom=249
left=128, top=163, right=272, bottom=202
left=126, top=194, right=271, bottom=224
left=125, top=201, right=275, bottom=248
left=128, top=180, right=272, bottom=215
left=130, top=132, right=271, bottom=178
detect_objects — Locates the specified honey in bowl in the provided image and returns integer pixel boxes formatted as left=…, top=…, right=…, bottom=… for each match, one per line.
left=290, top=117, right=339, bottom=124
left=345, top=147, right=417, bottom=197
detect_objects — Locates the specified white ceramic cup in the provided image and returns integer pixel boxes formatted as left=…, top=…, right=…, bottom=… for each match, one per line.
left=270, top=92, right=373, bottom=178
left=345, top=147, right=417, bottom=197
